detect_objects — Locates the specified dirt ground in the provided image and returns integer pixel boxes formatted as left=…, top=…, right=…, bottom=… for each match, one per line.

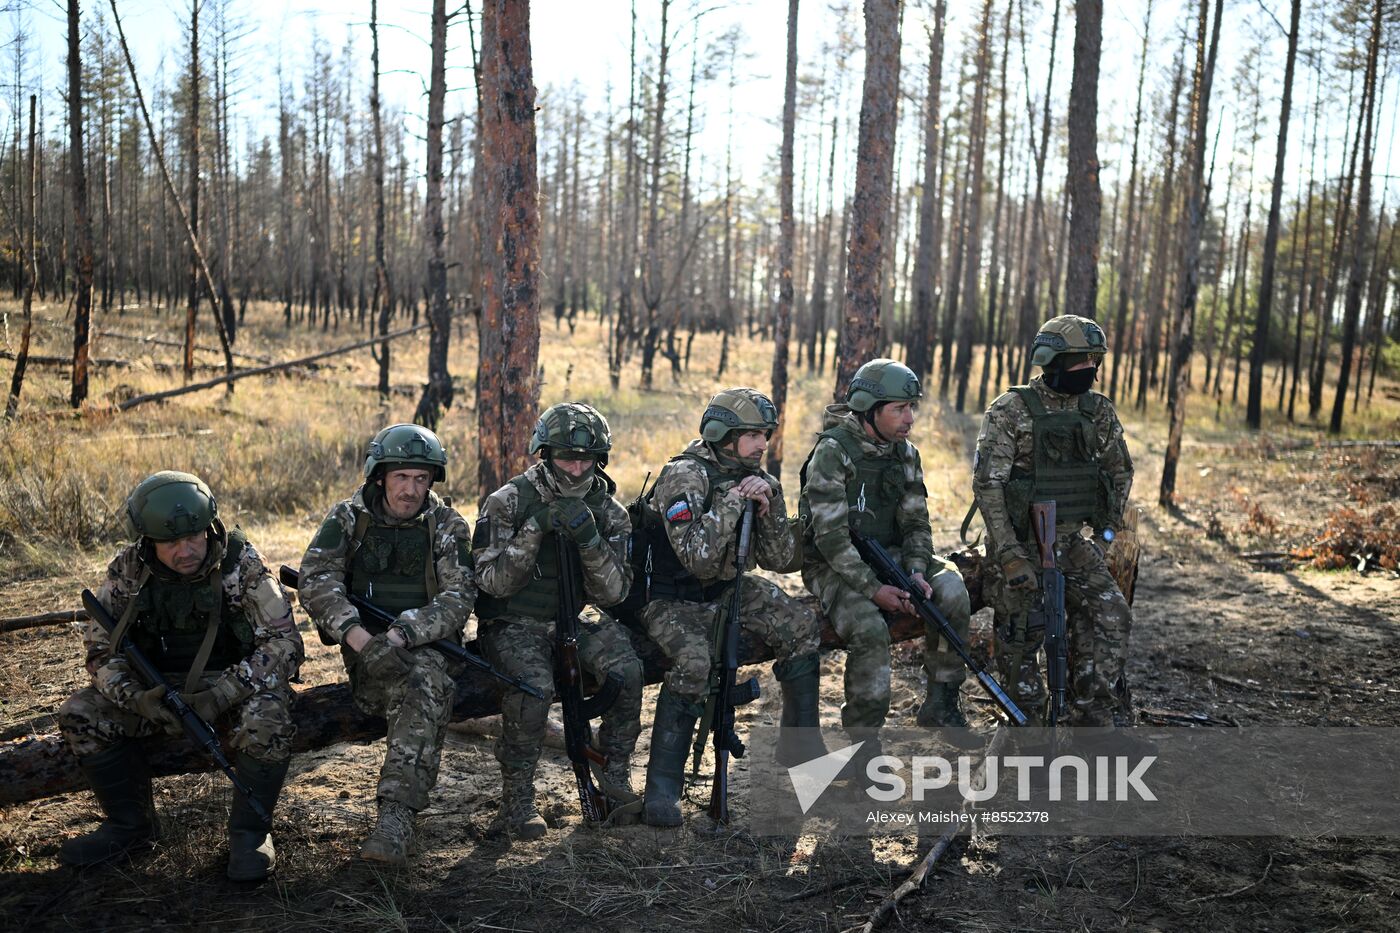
left=1, top=305, right=1398, bottom=931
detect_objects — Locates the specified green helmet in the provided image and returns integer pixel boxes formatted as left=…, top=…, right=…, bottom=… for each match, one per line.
left=700, top=388, right=779, bottom=444
left=846, top=359, right=923, bottom=413
left=363, top=423, right=448, bottom=482
left=124, top=471, right=219, bottom=541
left=1031, top=314, right=1107, bottom=368
left=530, top=402, right=613, bottom=463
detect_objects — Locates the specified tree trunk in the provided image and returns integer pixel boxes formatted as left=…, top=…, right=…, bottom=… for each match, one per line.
left=954, top=0, right=994, bottom=412
left=184, top=0, right=201, bottom=382
left=1063, top=0, right=1102, bottom=321
left=1109, top=0, right=1153, bottom=402
left=767, top=0, right=799, bottom=481
left=68, top=0, right=95, bottom=408
left=476, top=0, right=541, bottom=503
left=835, top=0, right=900, bottom=400
left=1015, top=0, right=1061, bottom=385
left=908, top=1, right=946, bottom=383
left=414, top=0, right=453, bottom=428
left=5, top=96, right=38, bottom=420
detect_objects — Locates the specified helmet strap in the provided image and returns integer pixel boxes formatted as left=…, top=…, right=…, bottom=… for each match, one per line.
left=861, top=405, right=893, bottom=444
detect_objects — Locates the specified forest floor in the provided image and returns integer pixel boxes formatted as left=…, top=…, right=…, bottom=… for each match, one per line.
left=0, top=299, right=1397, bottom=931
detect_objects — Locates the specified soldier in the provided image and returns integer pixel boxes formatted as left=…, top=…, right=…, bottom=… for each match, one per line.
left=58, top=472, right=302, bottom=881
left=472, top=402, right=643, bottom=839
left=973, top=315, right=1137, bottom=732
left=637, top=389, right=826, bottom=827
left=799, top=359, right=975, bottom=751
left=298, top=424, right=474, bottom=866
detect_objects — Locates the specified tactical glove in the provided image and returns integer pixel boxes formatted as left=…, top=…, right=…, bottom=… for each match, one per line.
left=131, top=684, right=180, bottom=730
left=1002, top=555, right=1038, bottom=591
left=550, top=498, right=601, bottom=548
left=182, top=676, right=243, bottom=723
left=360, top=632, right=415, bottom=680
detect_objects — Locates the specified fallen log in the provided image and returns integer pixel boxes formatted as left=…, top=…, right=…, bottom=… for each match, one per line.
left=0, top=610, right=87, bottom=634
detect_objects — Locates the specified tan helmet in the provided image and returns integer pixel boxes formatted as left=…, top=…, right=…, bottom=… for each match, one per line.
left=700, top=388, right=779, bottom=443
left=530, top=402, right=613, bottom=464
left=1031, top=315, right=1107, bottom=368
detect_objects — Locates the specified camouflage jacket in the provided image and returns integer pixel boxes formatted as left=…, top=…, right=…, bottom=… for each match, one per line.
left=474, top=461, right=632, bottom=608
left=801, top=404, right=935, bottom=599
left=653, top=438, right=800, bottom=583
left=299, top=486, right=475, bottom=647
left=84, top=534, right=303, bottom=711
left=973, top=376, right=1134, bottom=563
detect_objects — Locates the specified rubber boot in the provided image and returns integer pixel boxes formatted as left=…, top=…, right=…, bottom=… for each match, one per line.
left=490, top=765, right=547, bottom=840
left=58, top=743, right=157, bottom=867
left=917, top=682, right=983, bottom=749
left=774, top=653, right=830, bottom=767
left=642, top=688, right=701, bottom=827
left=226, top=752, right=288, bottom=882
left=360, top=799, right=416, bottom=865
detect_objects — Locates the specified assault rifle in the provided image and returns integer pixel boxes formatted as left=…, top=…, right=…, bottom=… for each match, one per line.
left=278, top=566, right=544, bottom=701
left=554, top=536, right=625, bottom=822
left=852, top=533, right=1029, bottom=727
left=693, top=500, right=761, bottom=824
left=1028, top=502, right=1068, bottom=726
left=80, top=589, right=270, bottom=823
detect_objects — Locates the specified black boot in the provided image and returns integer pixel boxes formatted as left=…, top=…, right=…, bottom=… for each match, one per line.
left=226, top=752, right=289, bottom=882
left=917, top=682, right=983, bottom=749
left=775, top=653, right=830, bottom=766
left=58, top=743, right=156, bottom=867
left=642, top=688, right=701, bottom=827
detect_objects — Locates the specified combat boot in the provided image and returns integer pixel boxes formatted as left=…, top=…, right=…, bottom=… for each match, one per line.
left=601, top=756, right=641, bottom=826
left=917, top=682, right=983, bottom=749
left=360, top=799, right=416, bottom=866
left=59, top=743, right=157, bottom=867
left=774, top=653, right=830, bottom=766
left=226, top=752, right=288, bottom=882
left=490, top=767, right=547, bottom=840
left=642, top=688, right=701, bottom=827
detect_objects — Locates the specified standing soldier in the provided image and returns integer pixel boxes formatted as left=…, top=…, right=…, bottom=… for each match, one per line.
left=58, top=472, right=302, bottom=881
left=973, top=315, right=1136, bottom=731
left=638, top=389, right=826, bottom=827
left=472, top=403, right=643, bottom=839
left=799, top=359, right=975, bottom=751
left=298, top=424, right=474, bottom=866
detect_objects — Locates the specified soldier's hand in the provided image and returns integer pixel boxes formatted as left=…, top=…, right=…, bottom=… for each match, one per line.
left=1002, top=556, right=1037, bottom=591
left=182, top=689, right=226, bottom=723
left=728, top=476, right=774, bottom=517
left=909, top=571, right=934, bottom=600
left=550, top=498, right=601, bottom=548
left=360, top=632, right=415, bottom=680
left=131, top=685, right=179, bottom=730
left=873, top=585, right=912, bottom=615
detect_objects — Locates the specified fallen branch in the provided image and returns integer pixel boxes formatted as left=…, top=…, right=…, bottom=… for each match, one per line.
left=0, top=610, right=87, bottom=634
left=1183, top=852, right=1274, bottom=904
left=0, top=350, right=224, bottom=374
left=116, top=321, right=432, bottom=411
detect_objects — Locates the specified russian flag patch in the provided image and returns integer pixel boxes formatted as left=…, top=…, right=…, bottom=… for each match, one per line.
left=665, top=499, right=693, bottom=523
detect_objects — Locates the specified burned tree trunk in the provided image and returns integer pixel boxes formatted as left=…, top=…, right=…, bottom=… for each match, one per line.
left=184, top=0, right=201, bottom=382
left=835, top=0, right=901, bottom=400
left=476, top=0, right=541, bottom=502
left=768, top=0, right=799, bottom=481
left=67, top=0, right=95, bottom=408
left=953, top=0, right=993, bottom=413
left=5, top=96, right=38, bottom=420
left=1063, top=0, right=1102, bottom=321
left=414, top=0, right=453, bottom=429
left=908, top=0, right=946, bottom=383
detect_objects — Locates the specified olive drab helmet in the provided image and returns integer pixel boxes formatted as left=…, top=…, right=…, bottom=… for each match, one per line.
left=1031, top=314, right=1108, bottom=368
left=846, top=359, right=923, bottom=412
left=124, top=471, right=219, bottom=541
left=699, top=388, right=780, bottom=444
left=530, top=402, right=613, bottom=465
left=363, top=423, right=448, bottom=482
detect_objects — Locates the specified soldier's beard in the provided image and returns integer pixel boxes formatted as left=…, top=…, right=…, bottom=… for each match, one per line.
left=552, top=463, right=594, bottom=498
left=712, top=444, right=762, bottom=475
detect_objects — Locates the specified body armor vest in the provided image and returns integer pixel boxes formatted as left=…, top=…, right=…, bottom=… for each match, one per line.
left=129, top=530, right=254, bottom=675
left=799, top=428, right=907, bottom=547
left=1002, top=386, right=1119, bottom=542
left=474, top=477, right=604, bottom=622
left=346, top=510, right=438, bottom=628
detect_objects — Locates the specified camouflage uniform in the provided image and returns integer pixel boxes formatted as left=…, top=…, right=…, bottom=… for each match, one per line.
left=642, top=439, right=819, bottom=699
left=800, top=404, right=971, bottom=729
left=473, top=460, right=642, bottom=821
left=974, top=375, right=1134, bottom=726
left=59, top=534, right=302, bottom=761
left=299, top=486, right=475, bottom=811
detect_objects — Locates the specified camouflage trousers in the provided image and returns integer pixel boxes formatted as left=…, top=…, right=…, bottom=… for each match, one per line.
left=479, top=611, right=642, bottom=777
left=343, top=643, right=455, bottom=811
left=987, top=533, right=1132, bottom=726
left=804, top=553, right=971, bottom=729
left=59, top=675, right=295, bottom=762
left=642, top=577, right=822, bottom=704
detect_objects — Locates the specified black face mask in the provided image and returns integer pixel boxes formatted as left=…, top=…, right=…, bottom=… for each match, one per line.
left=1045, top=365, right=1097, bottom=395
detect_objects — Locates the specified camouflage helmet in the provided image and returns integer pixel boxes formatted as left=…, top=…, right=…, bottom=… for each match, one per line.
left=124, top=471, right=219, bottom=541
left=363, top=423, right=448, bottom=482
left=530, top=402, right=613, bottom=463
left=846, top=359, right=923, bottom=413
left=1031, top=315, right=1107, bottom=368
left=700, top=388, right=779, bottom=444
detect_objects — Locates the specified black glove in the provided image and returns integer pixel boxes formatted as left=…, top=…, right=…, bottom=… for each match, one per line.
left=550, top=498, right=601, bottom=548
left=359, top=632, right=415, bottom=680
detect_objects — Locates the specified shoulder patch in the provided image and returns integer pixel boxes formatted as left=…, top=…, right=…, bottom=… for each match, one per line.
left=664, top=498, right=693, bottom=524
left=312, top=516, right=344, bottom=549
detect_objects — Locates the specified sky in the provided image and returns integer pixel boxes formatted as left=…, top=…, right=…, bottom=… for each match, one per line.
left=10, top=0, right=1398, bottom=229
